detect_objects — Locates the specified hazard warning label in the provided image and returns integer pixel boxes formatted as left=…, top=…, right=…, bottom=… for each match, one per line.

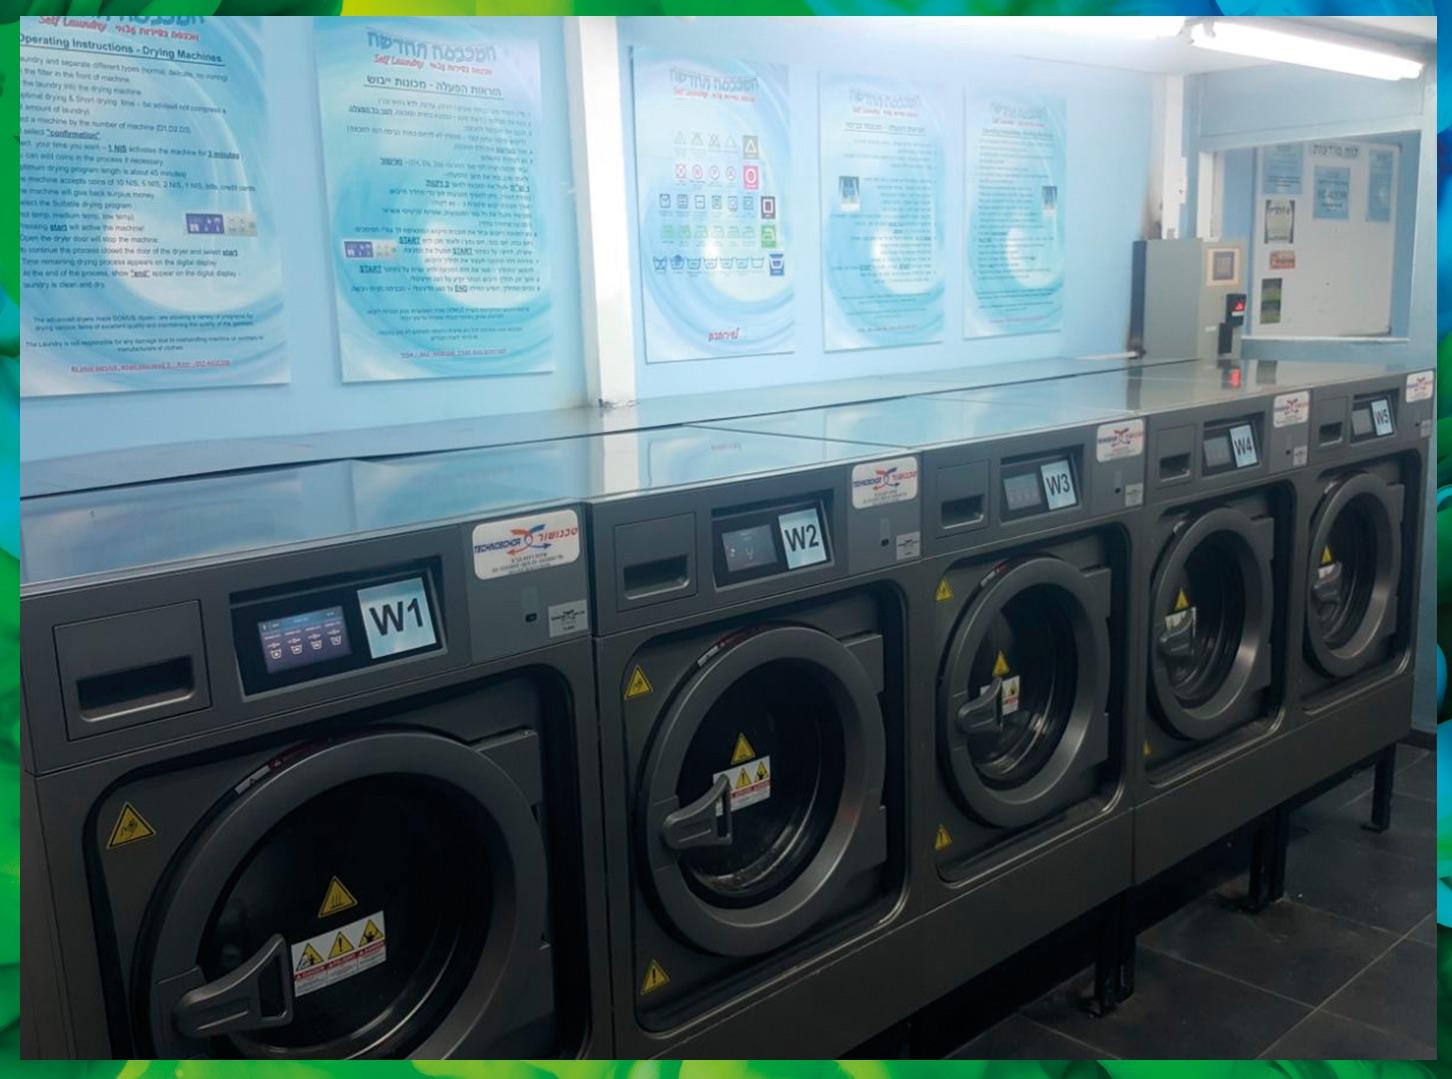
left=712, top=755, right=772, bottom=814
left=106, top=803, right=156, bottom=850
left=291, top=910, right=386, bottom=997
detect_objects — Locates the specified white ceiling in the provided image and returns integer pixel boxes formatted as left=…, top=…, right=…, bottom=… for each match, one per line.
left=784, top=16, right=1435, bottom=77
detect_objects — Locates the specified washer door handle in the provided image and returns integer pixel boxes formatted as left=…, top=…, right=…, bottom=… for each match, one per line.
left=956, top=677, right=1002, bottom=752
left=1157, top=616, right=1195, bottom=659
left=172, top=932, right=294, bottom=1039
left=1311, top=562, right=1343, bottom=605
left=661, top=773, right=733, bottom=852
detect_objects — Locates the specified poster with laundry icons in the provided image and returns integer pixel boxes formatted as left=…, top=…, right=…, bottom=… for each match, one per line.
left=632, top=48, right=793, bottom=363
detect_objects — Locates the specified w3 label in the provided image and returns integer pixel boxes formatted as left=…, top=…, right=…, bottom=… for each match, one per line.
left=851, top=456, right=919, bottom=509
left=472, top=508, right=581, bottom=580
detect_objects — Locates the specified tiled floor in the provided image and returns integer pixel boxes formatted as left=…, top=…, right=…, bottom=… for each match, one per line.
left=950, top=742, right=1436, bottom=1060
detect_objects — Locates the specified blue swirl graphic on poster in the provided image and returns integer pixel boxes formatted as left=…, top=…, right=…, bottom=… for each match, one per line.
left=632, top=48, right=793, bottom=364
left=314, top=17, right=552, bottom=382
left=18, top=16, right=286, bottom=396
left=964, top=90, right=1066, bottom=338
left=819, top=73, right=945, bottom=352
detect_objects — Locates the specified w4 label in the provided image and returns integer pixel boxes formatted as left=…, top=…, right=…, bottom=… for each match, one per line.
left=851, top=456, right=919, bottom=509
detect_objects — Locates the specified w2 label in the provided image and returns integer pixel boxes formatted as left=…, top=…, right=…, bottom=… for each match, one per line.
left=777, top=508, right=829, bottom=569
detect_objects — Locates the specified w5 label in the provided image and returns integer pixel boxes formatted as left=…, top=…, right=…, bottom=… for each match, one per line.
left=851, top=456, right=919, bottom=509
left=472, top=508, right=581, bottom=579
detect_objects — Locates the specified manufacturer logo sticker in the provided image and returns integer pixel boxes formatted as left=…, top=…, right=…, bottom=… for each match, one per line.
left=1406, top=370, right=1434, bottom=402
left=1095, top=419, right=1145, bottom=462
left=472, top=509, right=581, bottom=579
left=851, top=456, right=920, bottom=509
left=1273, top=391, right=1310, bottom=428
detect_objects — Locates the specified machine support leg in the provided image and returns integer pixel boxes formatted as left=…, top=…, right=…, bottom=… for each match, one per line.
left=1088, top=891, right=1136, bottom=1015
left=1243, top=806, right=1289, bottom=913
left=1364, top=744, right=1396, bottom=833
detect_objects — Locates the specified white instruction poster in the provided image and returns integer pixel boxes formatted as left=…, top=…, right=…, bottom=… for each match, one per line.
left=632, top=48, right=793, bottom=363
left=819, top=73, right=945, bottom=351
left=19, top=16, right=287, bottom=395
left=964, top=91, right=1066, bottom=338
left=314, top=18, right=553, bottom=382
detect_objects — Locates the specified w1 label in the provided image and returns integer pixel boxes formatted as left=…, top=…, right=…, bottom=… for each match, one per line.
left=851, top=456, right=919, bottom=509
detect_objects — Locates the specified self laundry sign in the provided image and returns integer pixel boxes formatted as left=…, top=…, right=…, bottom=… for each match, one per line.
left=851, top=457, right=920, bottom=509
left=292, top=911, right=387, bottom=996
left=472, top=509, right=582, bottom=579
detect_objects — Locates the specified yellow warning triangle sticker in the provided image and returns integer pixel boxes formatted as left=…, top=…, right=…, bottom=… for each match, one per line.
left=641, top=959, right=671, bottom=995
left=625, top=665, right=653, bottom=700
left=756, top=761, right=769, bottom=781
left=297, top=943, right=323, bottom=970
left=934, top=823, right=953, bottom=852
left=1143, top=740, right=1153, bottom=758
left=1174, top=588, right=1190, bottom=611
left=360, top=919, right=384, bottom=945
left=935, top=578, right=954, bottom=602
left=328, top=930, right=354, bottom=959
left=1321, top=545, right=1335, bottom=566
left=730, top=732, right=756, bottom=764
left=735, top=769, right=751, bottom=789
left=317, top=876, right=358, bottom=918
left=106, top=803, right=156, bottom=850
left=991, top=650, right=1010, bottom=678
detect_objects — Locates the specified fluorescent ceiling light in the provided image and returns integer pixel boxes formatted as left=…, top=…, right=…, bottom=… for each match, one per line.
left=948, top=17, right=1186, bottom=40
left=1189, top=20, right=1424, bottom=80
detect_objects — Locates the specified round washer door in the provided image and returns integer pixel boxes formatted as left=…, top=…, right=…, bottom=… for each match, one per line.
left=638, top=624, right=887, bottom=959
left=143, top=730, right=550, bottom=1059
left=938, top=556, right=1111, bottom=829
left=1149, top=506, right=1274, bottom=741
left=1304, top=472, right=1402, bottom=680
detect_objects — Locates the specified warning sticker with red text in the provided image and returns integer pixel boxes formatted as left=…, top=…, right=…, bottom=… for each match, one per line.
left=291, top=910, right=387, bottom=997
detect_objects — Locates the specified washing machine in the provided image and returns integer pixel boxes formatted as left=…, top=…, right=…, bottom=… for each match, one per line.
left=588, top=425, right=922, bottom=1058
left=995, top=359, right=1329, bottom=880
left=1284, top=365, right=1434, bottom=773
left=20, top=441, right=612, bottom=1059
left=695, top=388, right=1143, bottom=1020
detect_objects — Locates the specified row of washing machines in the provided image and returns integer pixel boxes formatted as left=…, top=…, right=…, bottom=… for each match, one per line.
left=20, top=357, right=1433, bottom=1060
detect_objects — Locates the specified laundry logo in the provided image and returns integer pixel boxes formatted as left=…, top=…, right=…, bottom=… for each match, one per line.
left=851, top=457, right=920, bottom=509
left=472, top=510, right=582, bottom=580
left=1095, top=418, right=1145, bottom=463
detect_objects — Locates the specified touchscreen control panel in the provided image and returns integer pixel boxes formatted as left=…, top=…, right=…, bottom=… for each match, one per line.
left=233, top=562, right=444, bottom=694
left=1000, top=450, right=1081, bottom=521
left=1202, top=417, right=1260, bottom=476
left=1350, top=393, right=1396, bottom=442
left=713, top=498, right=832, bottom=586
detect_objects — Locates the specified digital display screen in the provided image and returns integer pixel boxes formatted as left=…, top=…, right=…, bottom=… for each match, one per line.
left=259, top=606, right=351, bottom=674
left=356, top=577, right=437, bottom=659
left=721, top=524, right=777, bottom=574
left=1039, top=459, right=1078, bottom=511
left=1203, top=434, right=1232, bottom=471
left=1370, top=398, right=1393, bottom=437
left=1003, top=471, right=1043, bottom=513
left=1228, top=424, right=1258, bottom=468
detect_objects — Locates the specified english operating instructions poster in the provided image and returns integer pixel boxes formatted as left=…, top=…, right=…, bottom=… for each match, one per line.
left=964, top=90, right=1066, bottom=338
left=19, top=16, right=288, bottom=396
left=819, top=73, right=945, bottom=352
left=315, top=18, right=553, bottom=383
left=632, top=48, right=793, bottom=363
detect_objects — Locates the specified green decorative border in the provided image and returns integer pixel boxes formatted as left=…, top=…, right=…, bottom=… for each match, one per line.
left=3, top=3, right=1445, bottom=1071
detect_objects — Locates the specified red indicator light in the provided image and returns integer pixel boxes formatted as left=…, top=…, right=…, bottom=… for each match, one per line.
left=1229, top=369, right=1243, bottom=387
